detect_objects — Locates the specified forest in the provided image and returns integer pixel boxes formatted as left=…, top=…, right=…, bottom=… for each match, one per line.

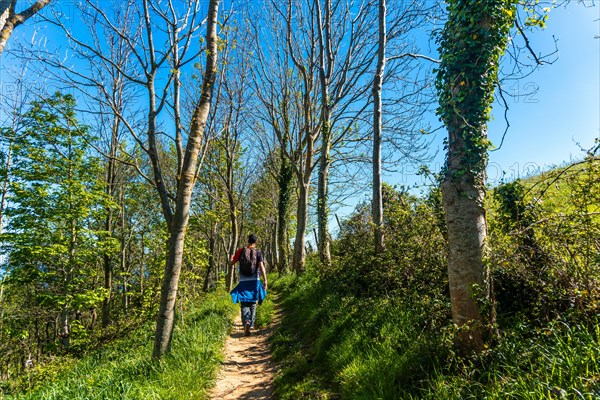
left=0, top=0, right=599, bottom=398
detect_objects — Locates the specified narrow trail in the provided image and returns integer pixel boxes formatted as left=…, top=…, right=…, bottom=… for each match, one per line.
left=209, top=309, right=280, bottom=400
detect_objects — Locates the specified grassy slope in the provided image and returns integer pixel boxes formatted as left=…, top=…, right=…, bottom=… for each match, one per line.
left=271, top=160, right=600, bottom=399
left=4, top=290, right=237, bottom=400
left=272, top=268, right=600, bottom=399
left=507, top=159, right=600, bottom=227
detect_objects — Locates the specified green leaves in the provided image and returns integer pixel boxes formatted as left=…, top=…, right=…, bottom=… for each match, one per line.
left=1, top=92, right=114, bottom=349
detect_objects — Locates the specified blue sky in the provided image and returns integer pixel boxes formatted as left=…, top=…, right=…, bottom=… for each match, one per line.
left=488, top=3, right=599, bottom=182
left=393, top=3, right=600, bottom=189
left=4, top=2, right=597, bottom=185
left=328, top=2, right=600, bottom=231
left=1, top=1, right=598, bottom=231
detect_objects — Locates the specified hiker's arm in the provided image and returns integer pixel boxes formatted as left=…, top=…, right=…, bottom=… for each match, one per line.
left=229, top=248, right=241, bottom=266
left=259, top=262, right=268, bottom=290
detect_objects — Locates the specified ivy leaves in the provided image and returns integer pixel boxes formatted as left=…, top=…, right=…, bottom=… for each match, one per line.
left=436, top=0, right=518, bottom=180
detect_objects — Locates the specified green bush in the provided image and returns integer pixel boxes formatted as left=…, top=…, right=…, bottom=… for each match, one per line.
left=273, top=174, right=600, bottom=399
left=489, top=160, right=600, bottom=324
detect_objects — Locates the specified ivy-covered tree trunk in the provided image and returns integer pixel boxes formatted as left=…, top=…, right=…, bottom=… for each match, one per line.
left=317, top=118, right=331, bottom=265
left=314, top=0, right=334, bottom=266
left=276, top=149, right=293, bottom=274
left=441, top=124, right=488, bottom=354
left=293, top=175, right=311, bottom=274
left=437, top=0, right=516, bottom=355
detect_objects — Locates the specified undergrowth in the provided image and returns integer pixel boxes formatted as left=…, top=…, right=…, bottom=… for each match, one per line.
left=255, top=289, right=275, bottom=329
left=272, top=261, right=600, bottom=399
left=270, top=172, right=600, bottom=399
left=2, top=290, right=236, bottom=400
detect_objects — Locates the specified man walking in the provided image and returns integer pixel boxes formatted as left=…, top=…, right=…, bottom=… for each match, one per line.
left=229, top=234, right=268, bottom=336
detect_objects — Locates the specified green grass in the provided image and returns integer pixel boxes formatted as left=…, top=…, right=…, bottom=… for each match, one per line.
left=271, top=265, right=600, bottom=399
left=413, top=320, right=600, bottom=399
left=4, top=290, right=237, bottom=400
left=255, top=295, right=275, bottom=328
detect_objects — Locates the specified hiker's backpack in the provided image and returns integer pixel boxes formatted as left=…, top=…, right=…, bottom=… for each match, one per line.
left=238, top=247, right=258, bottom=276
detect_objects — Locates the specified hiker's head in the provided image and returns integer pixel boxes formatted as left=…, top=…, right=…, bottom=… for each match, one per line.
left=248, top=234, right=257, bottom=245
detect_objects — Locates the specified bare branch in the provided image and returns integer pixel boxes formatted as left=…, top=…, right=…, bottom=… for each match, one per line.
left=386, top=52, right=440, bottom=63
left=514, top=17, right=549, bottom=66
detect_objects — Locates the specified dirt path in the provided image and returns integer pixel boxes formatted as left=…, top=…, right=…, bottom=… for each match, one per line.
left=209, top=312, right=279, bottom=400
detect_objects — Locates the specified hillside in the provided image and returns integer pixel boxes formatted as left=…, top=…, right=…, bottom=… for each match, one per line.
left=269, top=157, right=600, bottom=399
left=1, top=292, right=236, bottom=399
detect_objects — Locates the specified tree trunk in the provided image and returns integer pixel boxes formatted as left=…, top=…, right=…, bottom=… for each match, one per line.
left=101, top=252, right=113, bottom=326
left=89, top=308, right=97, bottom=330
left=0, top=278, right=4, bottom=344
left=60, top=236, right=76, bottom=350
left=292, top=181, right=309, bottom=273
left=225, top=150, right=238, bottom=292
left=317, top=120, right=331, bottom=264
left=226, top=240, right=237, bottom=291
left=0, top=2, right=14, bottom=55
left=437, top=0, right=514, bottom=355
left=0, top=137, right=13, bottom=235
left=152, top=0, right=219, bottom=359
left=121, top=224, right=128, bottom=319
left=272, top=220, right=279, bottom=269
left=285, top=0, right=317, bottom=274
left=372, top=0, right=386, bottom=255
left=292, top=85, right=316, bottom=274
left=441, top=127, right=487, bottom=354
left=140, top=232, right=146, bottom=302
left=118, top=187, right=130, bottom=320
left=153, top=184, right=204, bottom=356
left=60, top=159, right=79, bottom=351
left=315, top=0, right=332, bottom=265
left=0, top=0, right=51, bottom=55
left=276, top=149, right=293, bottom=274
left=204, top=222, right=217, bottom=292
left=58, top=308, right=69, bottom=349
left=270, top=220, right=277, bottom=272
left=102, top=115, right=119, bottom=327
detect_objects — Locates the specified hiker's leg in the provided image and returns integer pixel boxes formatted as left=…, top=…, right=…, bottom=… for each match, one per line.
left=250, top=302, right=257, bottom=327
left=241, top=302, right=252, bottom=325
